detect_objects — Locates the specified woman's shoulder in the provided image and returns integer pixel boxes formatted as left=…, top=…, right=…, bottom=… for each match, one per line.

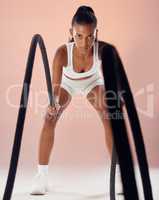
left=55, top=42, right=75, bottom=66
left=54, top=43, right=68, bottom=66
left=55, top=43, right=67, bottom=55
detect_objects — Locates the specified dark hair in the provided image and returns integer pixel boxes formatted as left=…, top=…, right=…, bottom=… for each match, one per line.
left=72, top=5, right=97, bottom=28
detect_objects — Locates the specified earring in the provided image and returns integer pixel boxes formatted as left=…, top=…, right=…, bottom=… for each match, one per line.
left=95, top=29, right=98, bottom=41
left=68, top=36, right=73, bottom=42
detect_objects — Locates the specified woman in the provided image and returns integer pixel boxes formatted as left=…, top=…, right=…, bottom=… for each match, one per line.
left=30, top=5, right=124, bottom=196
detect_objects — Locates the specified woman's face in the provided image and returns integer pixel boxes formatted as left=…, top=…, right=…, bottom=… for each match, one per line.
left=70, top=23, right=97, bottom=53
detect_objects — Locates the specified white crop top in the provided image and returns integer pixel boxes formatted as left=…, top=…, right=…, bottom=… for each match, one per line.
left=62, top=41, right=102, bottom=79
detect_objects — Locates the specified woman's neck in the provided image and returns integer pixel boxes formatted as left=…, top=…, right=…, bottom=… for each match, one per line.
left=74, top=45, right=93, bottom=59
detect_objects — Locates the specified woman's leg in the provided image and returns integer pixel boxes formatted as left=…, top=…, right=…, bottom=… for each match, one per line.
left=30, top=87, right=72, bottom=195
left=86, top=85, right=124, bottom=157
left=38, top=87, right=72, bottom=165
left=86, top=84, right=125, bottom=195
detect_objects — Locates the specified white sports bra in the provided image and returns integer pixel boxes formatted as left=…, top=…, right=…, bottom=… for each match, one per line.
left=63, top=41, right=102, bottom=79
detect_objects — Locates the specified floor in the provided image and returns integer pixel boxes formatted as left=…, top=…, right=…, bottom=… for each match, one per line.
left=0, top=165, right=158, bottom=200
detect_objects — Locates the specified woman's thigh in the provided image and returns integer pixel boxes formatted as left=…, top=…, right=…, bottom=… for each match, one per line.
left=58, top=86, right=72, bottom=108
left=86, top=85, right=107, bottom=111
left=86, top=84, right=112, bottom=123
left=86, top=84, right=124, bottom=122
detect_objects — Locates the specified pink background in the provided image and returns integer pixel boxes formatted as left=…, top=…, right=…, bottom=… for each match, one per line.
left=0, top=0, right=159, bottom=171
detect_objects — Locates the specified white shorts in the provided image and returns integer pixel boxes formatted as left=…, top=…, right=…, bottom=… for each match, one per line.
left=60, top=72, right=105, bottom=97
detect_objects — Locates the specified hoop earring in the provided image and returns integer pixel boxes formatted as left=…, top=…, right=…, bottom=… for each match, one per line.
left=95, top=35, right=98, bottom=42
left=95, top=29, right=98, bottom=42
left=68, top=36, right=73, bottom=42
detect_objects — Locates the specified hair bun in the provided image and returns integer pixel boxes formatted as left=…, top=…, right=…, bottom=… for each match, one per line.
left=76, top=6, right=95, bottom=15
left=71, top=5, right=97, bottom=28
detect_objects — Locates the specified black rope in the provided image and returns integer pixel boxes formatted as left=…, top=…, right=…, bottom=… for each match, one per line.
left=102, top=45, right=139, bottom=199
left=110, top=145, right=117, bottom=200
left=3, top=34, right=54, bottom=200
left=103, top=45, right=154, bottom=200
left=116, top=48, right=153, bottom=200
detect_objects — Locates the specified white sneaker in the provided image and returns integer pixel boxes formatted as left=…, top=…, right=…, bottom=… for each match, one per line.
left=30, top=172, right=51, bottom=195
left=115, top=165, right=124, bottom=195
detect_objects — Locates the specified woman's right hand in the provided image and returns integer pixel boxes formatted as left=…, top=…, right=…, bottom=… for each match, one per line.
left=45, top=103, right=61, bottom=121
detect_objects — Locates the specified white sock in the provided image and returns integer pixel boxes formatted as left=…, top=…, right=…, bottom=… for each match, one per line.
left=116, top=164, right=123, bottom=193
left=116, top=164, right=120, bottom=171
left=38, top=164, right=48, bottom=175
left=116, top=164, right=122, bottom=178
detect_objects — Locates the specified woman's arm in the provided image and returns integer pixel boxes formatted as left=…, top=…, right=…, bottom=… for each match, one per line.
left=45, top=45, right=66, bottom=119
left=51, top=44, right=67, bottom=104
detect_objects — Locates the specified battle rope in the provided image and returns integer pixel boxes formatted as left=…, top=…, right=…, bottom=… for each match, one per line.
left=110, top=145, right=117, bottom=200
left=3, top=34, right=54, bottom=200
left=102, top=45, right=153, bottom=200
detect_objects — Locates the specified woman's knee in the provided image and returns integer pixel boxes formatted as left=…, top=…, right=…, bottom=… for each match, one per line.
left=44, top=102, right=68, bottom=126
left=43, top=105, right=60, bottom=126
left=43, top=87, right=72, bottom=126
